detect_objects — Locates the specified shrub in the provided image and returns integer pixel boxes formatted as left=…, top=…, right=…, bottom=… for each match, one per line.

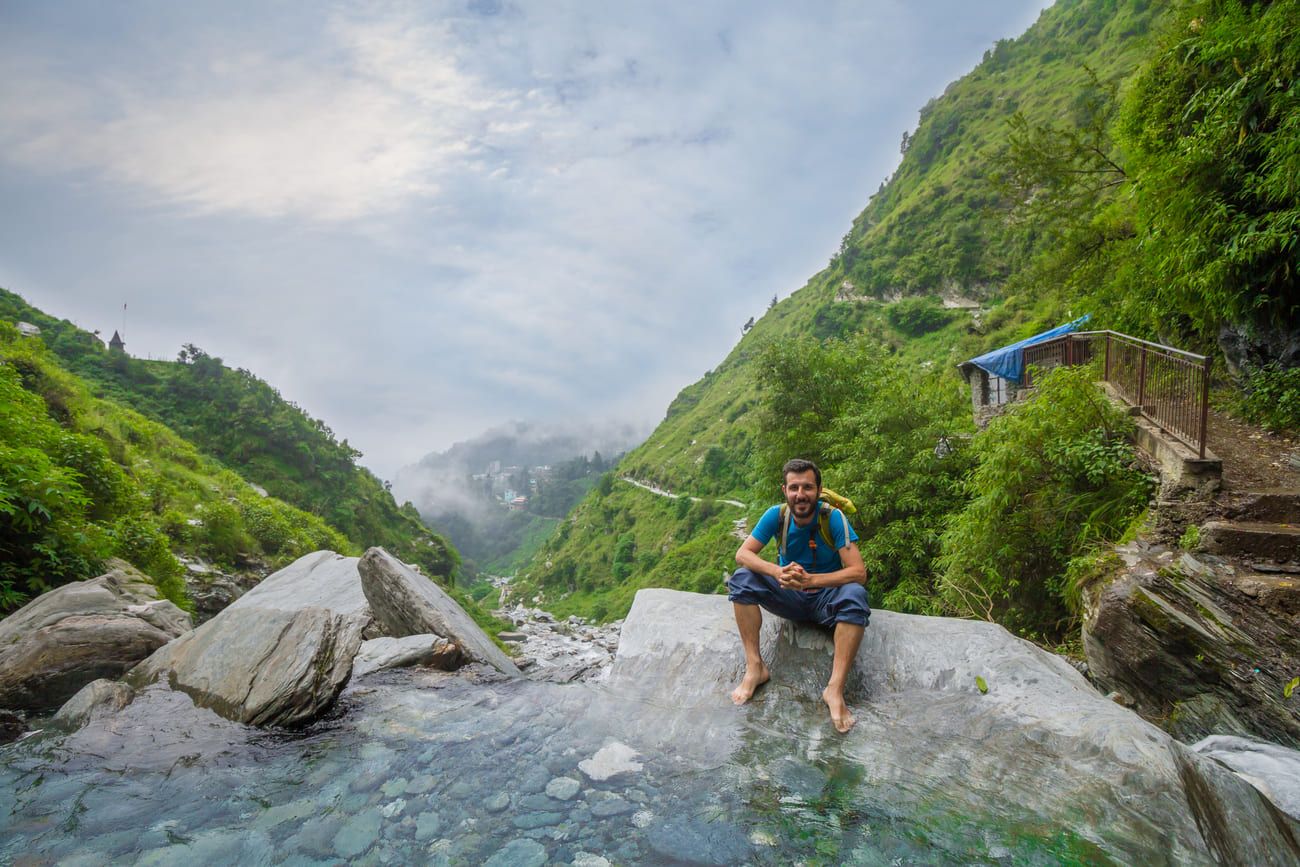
left=937, top=365, right=1152, bottom=639
left=886, top=296, right=954, bottom=336
left=1234, top=363, right=1300, bottom=434
left=109, top=514, right=190, bottom=611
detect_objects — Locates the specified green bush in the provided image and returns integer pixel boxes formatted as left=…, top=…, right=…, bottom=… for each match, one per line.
left=0, top=359, right=112, bottom=606
left=886, top=297, right=954, bottom=336
left=1234, top=363, right=1300, bottom=433
left=937, top=365, right=1152, bottom=640
left=109, top=514, right=189, bottom=610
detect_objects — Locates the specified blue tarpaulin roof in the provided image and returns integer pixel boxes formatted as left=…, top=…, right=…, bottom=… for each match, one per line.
left=964, top=314, right=1090, bottom=384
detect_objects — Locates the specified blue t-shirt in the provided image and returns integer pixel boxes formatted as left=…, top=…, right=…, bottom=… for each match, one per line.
left=750, top=502, right=858, bottom=573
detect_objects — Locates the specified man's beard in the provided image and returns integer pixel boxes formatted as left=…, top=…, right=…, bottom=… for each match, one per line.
left=789, top=497, right=816, bottom=519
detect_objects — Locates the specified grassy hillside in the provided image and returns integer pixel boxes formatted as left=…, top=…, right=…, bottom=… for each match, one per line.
left=838, top=0, right=1162, bottom=297
left=0, top=289, right=457, bottom=580
left=517, top=0, right=1300, bottom=636
left=0, top=316, right=513, bottom=638
left=0, top=320, right=351, bottom=610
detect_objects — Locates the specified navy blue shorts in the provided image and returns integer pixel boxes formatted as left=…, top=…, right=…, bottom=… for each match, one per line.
left=726, top=568, right=870, bottom=628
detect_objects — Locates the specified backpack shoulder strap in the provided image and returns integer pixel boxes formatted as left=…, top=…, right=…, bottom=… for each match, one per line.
left=777, top=504, right=790, bottom=561
left=816, top=502, right=836, bottom=550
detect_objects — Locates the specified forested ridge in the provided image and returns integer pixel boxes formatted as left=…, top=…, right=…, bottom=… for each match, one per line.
left=0, top=289, right=456, bottom=583
left=514, top=0, right=1300, bottom=640
left=0, top=291, right=514, bottom=632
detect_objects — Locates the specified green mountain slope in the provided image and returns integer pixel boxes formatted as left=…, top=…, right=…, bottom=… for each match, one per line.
left=0, top=289, right=456, bottom=580
left=516, top=0, right=1300, bottom=632
left=0, top=319, right=351, bottom=610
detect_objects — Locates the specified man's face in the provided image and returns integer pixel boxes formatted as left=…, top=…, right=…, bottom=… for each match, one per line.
left=782, top=470, right=819, bottom=520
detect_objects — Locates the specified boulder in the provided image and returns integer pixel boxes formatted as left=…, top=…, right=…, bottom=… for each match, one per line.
left=52, top=679, right=135, bottom=731
left=610, top=588, right=1300, bottom=865
left=129, top=607, right=364, bottom=727
left=351, top=634, right=462, bottom=678
left=1083, top=544, right=1300, bottom=747
left=228, top=550, right=369, bottom=618
left=358, top=548, right=519, bottom=675
left=0, top=560, right=192, bottom=712
left=128, top=551, right=370, bottom=727
left=179, top=556, right=263, bottom=624
left=1193, top=735, right=1300, bottom=820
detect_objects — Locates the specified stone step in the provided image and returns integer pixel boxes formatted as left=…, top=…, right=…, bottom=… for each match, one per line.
left=1202, top=520, right=1300, bottom=563
left=1229, top=570, right=1300, bottom=617
left=1224, top=489, right=1300, bottom=524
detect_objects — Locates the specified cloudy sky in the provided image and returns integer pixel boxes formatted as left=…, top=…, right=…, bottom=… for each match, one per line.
left=0, top=0, right=1052, bottom=479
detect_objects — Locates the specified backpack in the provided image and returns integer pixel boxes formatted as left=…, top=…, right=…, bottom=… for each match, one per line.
left=776, top=488, right=856, bottom=562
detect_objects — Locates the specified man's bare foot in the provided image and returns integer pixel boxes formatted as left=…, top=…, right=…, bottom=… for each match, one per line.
left=822, top=686, right=856, bottom=733
left=730, top=663, right=770, bottom=705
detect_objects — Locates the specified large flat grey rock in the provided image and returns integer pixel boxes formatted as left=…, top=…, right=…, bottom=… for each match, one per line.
left=124, top=551, right=374, bottom=727
left=129, top=606, right=365, bottom=727
left=1193, top=734, right=1300, bottom=820
left=229, top=551, right=369, bottom=618
left=0, top=561, right=192, bottom=712
left=358, top=548, right=519, bottom=675
left=610, top=588, right=1300, bottom=865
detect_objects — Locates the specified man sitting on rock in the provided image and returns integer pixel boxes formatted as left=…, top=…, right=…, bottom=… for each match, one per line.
left=727, top=458, right=869, bottom=733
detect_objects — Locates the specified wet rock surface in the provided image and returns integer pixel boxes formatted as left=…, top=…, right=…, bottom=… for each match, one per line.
left=612, top=588, right=1300, bottom=863
left=1083, top=541, right=1300, bottom=747
left=1192, top=734, right=1300, bottom=820
left=0, top=561, right=192, bottom=713
left=5, top=586, right=1300, bottom=865
left=52, top=679, right=135, bottom=731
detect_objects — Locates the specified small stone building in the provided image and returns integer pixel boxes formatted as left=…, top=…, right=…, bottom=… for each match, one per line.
left=958, top=315, right=1090, bottom=428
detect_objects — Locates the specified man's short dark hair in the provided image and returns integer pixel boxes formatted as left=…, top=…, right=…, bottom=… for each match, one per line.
left=782, top=458, right=821, bottom=488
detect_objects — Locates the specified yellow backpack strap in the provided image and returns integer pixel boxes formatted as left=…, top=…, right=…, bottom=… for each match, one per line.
left=777, top=504, right=791, bottom=562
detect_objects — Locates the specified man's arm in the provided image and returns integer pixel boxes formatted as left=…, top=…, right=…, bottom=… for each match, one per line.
left=735, top=535, right=784, bottom=580
left=801, top=542, right=866, bottom=590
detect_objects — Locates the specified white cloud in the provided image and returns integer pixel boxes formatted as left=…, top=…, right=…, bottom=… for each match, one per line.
left=0, top=0, right=1055, bottom=478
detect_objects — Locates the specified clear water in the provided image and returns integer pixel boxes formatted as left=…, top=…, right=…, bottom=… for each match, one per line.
left=0, top=668, right=1115, bottom=866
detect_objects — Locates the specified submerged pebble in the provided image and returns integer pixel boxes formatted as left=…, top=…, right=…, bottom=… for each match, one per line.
left=332, top=808, right=382, bottom=859
left=546, top=776, right=581, bottom=800
left=484, top=837, right=547, bottom=867
left=414, top=810, right=442, bottom=841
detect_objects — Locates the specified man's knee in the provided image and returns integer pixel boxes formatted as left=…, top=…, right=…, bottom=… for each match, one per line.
left=726, top=567, right=764, bottom=604
left=832, top=583, right=870, bottom=627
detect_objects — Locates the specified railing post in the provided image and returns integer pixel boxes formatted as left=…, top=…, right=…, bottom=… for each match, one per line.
left=1104, top=332, right=1111, bottom=382
left=1199, top=355, right=1212, bottom=459
left=1137, top=346, right=1148, bottom=408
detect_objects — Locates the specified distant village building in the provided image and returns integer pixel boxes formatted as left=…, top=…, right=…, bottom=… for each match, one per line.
left=16, top=321, right=41, bottom=337
left=509, top=496, right=528, bottom=511
left=109, top=330, right=126, bottom=353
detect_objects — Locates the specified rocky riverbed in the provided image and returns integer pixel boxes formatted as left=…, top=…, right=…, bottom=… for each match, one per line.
left=494, top=604, right=622, bottom=683
left=3, top=554, right=1300, bottom=864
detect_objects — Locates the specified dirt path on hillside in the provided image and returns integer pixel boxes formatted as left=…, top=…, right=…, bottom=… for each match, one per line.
left=618, top=477, right=746, bottom=508
left=1207, top=408, right=1300, bottom=492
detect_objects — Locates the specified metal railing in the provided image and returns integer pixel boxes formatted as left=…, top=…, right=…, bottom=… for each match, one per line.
left=1021, top=330, right=1211, bottom=458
